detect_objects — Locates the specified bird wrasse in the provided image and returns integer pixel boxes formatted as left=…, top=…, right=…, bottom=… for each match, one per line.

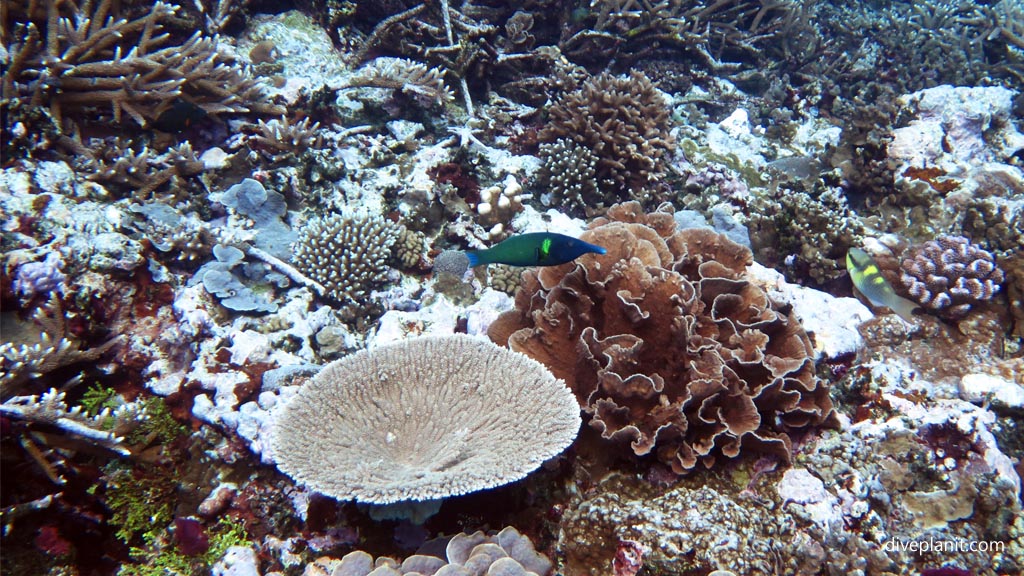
left=465, top=232, right=607, bottom=267
left=846, top=248, right=918, bottom=322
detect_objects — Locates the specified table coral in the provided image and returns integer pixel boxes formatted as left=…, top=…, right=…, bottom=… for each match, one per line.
left=489, top=202, right=835, bottom=474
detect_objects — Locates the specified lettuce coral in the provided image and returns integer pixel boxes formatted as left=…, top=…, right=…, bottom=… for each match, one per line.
left=489, top=202, right=835, bottom=473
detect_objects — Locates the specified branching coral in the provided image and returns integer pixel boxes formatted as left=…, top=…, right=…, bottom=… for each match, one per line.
left=346, top=57, right=454, bottom=108
left=0, top=295, right=119, bottom=398
left=290, top=212, right=399, bottom=305
left=539, top=71, right=673, bottom=208
left=271, top=334, right=580, bottom=504
left=1, top=0, right=282, bottom=133
left=0, top=388, right=142, bottom=456
left=746, top=184, right=864, bottom=285
left=536, top=137, right=600, bottom=216
left=249, top=115, right=325, bottom=163
left=488, top=202, right=834, bottom=474
left=900, top=235, right=1005, bottom=321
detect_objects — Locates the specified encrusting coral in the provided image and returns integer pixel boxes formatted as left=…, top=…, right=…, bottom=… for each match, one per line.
left=270, top=334, right=580, bottom=504
left=290, top=212, right=399, bottom=305
left=488, top=202, right=835, bottom=473
left=539, top=72, right=674, bottom=208
left=900, top=235, right=1005, bottom=321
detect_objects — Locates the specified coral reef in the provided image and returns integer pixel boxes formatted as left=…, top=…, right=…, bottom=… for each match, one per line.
left=271, top=334, right=580, bottom=504
left=900, top=235, right=1005, bottom=321
left=539, top=72, right=674, bottom=208
left=489, top=202, right=835, bottom=473
left=290, top=212, right=399, bottom=305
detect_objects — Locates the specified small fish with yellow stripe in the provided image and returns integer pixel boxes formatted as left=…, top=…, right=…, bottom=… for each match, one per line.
left=846, top=247, right=918, bottom=323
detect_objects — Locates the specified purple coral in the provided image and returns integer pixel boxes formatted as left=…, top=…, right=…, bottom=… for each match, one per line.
left=900, top=235, right=1004, bottom=320
left=13, top=252, right=66, bottom=300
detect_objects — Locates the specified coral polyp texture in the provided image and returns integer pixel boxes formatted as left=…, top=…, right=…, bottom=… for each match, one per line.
left=321, top=526, right=553, bottom=576
left=488, top=202, right=835, bottom=473
left=539, top=72, right=674, bottom=208
left=290, top=212, right=399, bottom=304
left=270, top=334, right=581, bottom=504
left=900, top=235, right=1005, bottom=320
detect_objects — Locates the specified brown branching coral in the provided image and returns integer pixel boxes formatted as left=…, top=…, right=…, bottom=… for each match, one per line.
left=1, top=0, right=282, bottom=133
left=346, top=57, right=454, bottom=108
left=539, top=71, right=674, bottom=208
left=488, top=202, right=835, bottom=474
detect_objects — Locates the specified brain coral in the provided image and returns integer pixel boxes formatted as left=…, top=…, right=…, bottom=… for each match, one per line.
left=270, top=334, right=580, bottom=504
left=488, top=202, right=834, bottom=473
left=539, top=71, right=673, bottom=208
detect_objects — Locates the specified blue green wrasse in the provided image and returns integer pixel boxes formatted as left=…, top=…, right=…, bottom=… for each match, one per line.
left=846, top=248, right=918, bottom=322
left=466, top=232, right=607, bottom=267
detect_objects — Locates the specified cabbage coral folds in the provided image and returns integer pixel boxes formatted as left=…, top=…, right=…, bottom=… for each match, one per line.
left=489, top=202, right=835, bottom=473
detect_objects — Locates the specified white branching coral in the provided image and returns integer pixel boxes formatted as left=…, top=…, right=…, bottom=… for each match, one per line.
left=290, top=212, right=399, bottom=305
left=1, top=0, right=283, bottom=130
left=271, top=334, right=581, bottom=504
left=0, top=389, right=144, bottom=456
left=0, top=296, right=119, bottom=398
left=346, top=57, right=454, bottom=107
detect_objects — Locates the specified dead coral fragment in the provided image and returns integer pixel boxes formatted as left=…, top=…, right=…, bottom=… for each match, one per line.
left=540, top=72, right=673, bottom=204
left=489, top=202, right=834, bottom=473
left=271, top=334, right=581, bottom=504
left=900, top=235, right=1005, bottom=320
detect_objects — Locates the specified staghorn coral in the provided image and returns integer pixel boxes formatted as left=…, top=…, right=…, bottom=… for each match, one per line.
left=0, top=388, right=144, bottom=457
left=900, top=235, right=1005, bottom=321
left=290, top=212, right=399, bottom=305
left=488, top=202, right=834, bottom=474
left=345, top=57, right=454, bottom=108
left=1, top=0, right=282, bottom=135
left=270, top=334, right=580, bottom=504
left=539, top=71, right=673, bottom=208
left=319, top=526, right=552, bottom=576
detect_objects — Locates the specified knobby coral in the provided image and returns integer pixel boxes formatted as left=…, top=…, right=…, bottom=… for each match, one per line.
left=488, top=202, right=834, bottom=473
left=900, top=235, right=1005, bottom=320
left=270, top=334, right=580, bottom=504
left=290, top=212, right=399, bottom=305
left=539, top=71, right=674, bottom=208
